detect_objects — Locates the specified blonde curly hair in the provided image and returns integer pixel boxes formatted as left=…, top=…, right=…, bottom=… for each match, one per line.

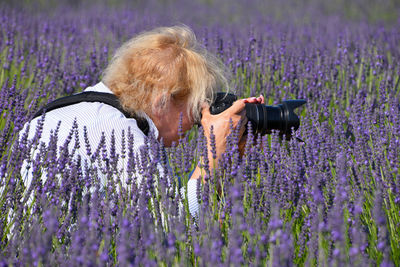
left=102, top=25, right=229, bottom=122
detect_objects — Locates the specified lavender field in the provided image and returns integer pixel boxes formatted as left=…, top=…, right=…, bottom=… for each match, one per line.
left=1, top=0, right=400, bottom=265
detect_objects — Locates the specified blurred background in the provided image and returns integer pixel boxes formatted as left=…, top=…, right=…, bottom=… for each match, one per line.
left=3, top=0, right=400, bottom=26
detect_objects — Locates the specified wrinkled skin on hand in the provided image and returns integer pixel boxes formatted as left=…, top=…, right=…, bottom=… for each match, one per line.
left=191, top=95, right=265, bottom=183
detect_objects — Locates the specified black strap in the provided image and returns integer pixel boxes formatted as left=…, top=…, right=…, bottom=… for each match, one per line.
left=33, top=92, right=149, bottom=136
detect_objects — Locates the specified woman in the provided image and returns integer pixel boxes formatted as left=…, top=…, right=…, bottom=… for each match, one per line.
left=21, top=25, right=264, bottom=216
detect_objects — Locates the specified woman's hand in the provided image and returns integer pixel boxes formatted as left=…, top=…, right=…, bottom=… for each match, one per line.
left=200, top=99, right=246, bottom=161
left=201, top=95, right=265, bottom=161
left=190, top=95, right=264, bottom=183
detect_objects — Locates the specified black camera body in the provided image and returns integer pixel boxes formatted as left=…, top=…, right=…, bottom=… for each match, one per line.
left=210, top=93, right=306, bottom=137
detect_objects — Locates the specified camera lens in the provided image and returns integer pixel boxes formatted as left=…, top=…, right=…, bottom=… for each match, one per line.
left=245, top=100, right=306, bottom=135
left=209, top=92, right=305, bottom=137
left=244, top=103, right=268, bottom=134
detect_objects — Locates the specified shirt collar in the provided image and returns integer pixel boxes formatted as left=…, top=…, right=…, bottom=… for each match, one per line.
left=84, top=82, right=113, bottom=94
left=85, top=82, right=159, bottom=138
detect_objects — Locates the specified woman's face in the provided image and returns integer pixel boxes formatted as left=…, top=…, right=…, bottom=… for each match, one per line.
left=152, top=97, right=194, bottom=147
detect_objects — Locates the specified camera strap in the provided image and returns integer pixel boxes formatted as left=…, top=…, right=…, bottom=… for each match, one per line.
left=32, top=92, right=150, bottom=136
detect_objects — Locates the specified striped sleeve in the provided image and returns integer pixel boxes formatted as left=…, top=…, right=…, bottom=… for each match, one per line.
left=187, top=178, right=199, bottom=217
left=179, top=178, right=199, bottom=218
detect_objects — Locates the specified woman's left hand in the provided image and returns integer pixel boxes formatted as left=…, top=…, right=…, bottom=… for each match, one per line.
left=243, top=95, right=265, bottom=105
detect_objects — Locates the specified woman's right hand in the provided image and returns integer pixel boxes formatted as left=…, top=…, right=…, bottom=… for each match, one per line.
left=200, top=99, right=247, bottom=161
left=200, top=95, right=265, bottom=162
left=190, top=95, right=264, bottom=183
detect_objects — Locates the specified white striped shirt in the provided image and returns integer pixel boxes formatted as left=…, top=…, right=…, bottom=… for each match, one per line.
left=21, top=82, right=199, bottom=217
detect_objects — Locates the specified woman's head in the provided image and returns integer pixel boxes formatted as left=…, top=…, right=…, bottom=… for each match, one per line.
left=102, top=25, right=229, bottom=123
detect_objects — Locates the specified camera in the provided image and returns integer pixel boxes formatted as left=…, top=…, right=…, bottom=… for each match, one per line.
left=210, top=92, right=306, bottom=137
